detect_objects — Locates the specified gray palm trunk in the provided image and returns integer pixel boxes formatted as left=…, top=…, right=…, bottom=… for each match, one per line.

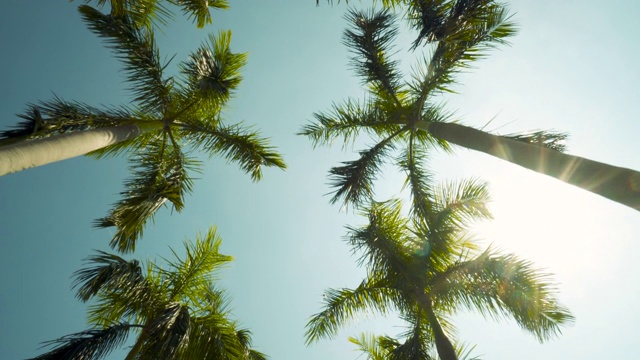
left=414, top=290, right=458, bottom=360
left=0, top=122, right=161, bottom=176
left=417, top=121, right=640, bottom=211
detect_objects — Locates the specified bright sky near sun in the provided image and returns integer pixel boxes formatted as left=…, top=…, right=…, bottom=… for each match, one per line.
left=1, top=1, right=640, bottom=359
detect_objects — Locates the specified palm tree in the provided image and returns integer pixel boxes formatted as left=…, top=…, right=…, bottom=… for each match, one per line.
left=0, top=6, right=286, bottom=252
left=305, top=179, right=574, bottom=360
left=29, top=227, right=267, bottom=360
left=300, top=4, right=640, bottom=212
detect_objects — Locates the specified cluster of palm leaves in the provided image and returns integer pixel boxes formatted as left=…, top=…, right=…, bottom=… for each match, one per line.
left=12, top=1, right=279, bottom=359
left=305, top=0, right=640, bottom=211
left=1, top=4, right=285, bottom=253
left=29, top=228, right=266, bottom=360
left=302, top=1, right=575, bottom=359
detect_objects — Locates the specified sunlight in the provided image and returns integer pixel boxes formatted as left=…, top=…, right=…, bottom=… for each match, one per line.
left=472, top=167, right=609, bottom=280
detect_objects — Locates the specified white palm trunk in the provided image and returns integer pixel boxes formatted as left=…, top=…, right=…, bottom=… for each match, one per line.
left=417, top=121, right=640, bottom=211
left=0, top=124, right=150, bottom=176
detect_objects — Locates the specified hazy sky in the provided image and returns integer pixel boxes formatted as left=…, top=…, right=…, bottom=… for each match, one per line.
left=2, top=1, right=640, bottom=359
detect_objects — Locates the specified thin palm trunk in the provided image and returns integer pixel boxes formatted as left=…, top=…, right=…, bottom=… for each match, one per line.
left=415, top=291, right=458, bottom=360
left=417, top=121, right=640, bottom=211
left=0, top=122, right=162, bottom=176
left=124, top=325, right=150, bottom=360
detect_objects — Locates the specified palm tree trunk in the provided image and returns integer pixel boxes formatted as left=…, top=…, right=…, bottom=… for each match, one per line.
left=417, top=121, right=640, bottom=211
left=0, top=123, right=161, bottom=176
left=415, top=291, right=459, bottom=360
left=125, top=326, right=150, bottom=360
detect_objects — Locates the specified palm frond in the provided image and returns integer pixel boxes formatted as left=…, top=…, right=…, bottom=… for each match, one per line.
left=329, top=129, right=404, bottom=207
left=72, top=251, right=145, bottom=302
left=138, top=303, right=191, bottom=360
left=180, top=31, right=246, bottom=110
left=408, top=2, right=517, bottom=100
left=79, top=5, right=171, bottom=114
left=182, top=315, right=258, bottom=359
left=95, top=139, right=197, bottom=253
left=433, top=250, right=574, bottom=341
left=180, top=120, right=286, bottom=181
left=344, top=9, right=405, bottom=106
left=164, top=227, right=233, bottom=302
left=299, top=99, right=405, bottom=148
left=397, top=141, right=434, bottom=220
left=305, top=277, right=400, bottom=345
left=170, top=0, right=229, bottom=28
left=347, top=199, right=413, bottom=276
left=349, top=333, right=392, bottom=360
left=28, top=323, right=133, bottom=360
left=431, top=178, right=492, bottom=230
left=503, top=130, right=569, bottom=152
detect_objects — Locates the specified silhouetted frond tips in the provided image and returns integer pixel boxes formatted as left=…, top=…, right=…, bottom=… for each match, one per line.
left=504, top=130, right=569, bottom=152
left=27, top=323, right=133, bottom=360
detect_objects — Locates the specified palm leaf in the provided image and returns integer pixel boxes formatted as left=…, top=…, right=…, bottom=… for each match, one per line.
left=72, top=251, right=145, bottom=302
left=138, top=303, right=191, bottom=360
left=343, top=9, right=405, bottom=106
left=28, top=323, right=134, bottom=360
left=503, top=130, right=569, bottom=152
left=164, top=227, right=233, bottom=302
left=328, top=129, right=403, bottom=207
left=79, top=5, right=171, bottom=114
left=346, top=199, right=414, bottom=278
left=433, top=250, right=574, bottom=341
left=170, top=0, right=229, bottom=28
left=180, top=31, right=246, bottom=110
left=305, top=277, right=400, bottom=345
left=180, top=120, right=286, bottom=181
left=95, top=139, right=196, bottom=253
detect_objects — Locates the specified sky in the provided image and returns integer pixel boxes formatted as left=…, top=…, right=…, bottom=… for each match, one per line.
left=1, top=0, right=640, bottom=359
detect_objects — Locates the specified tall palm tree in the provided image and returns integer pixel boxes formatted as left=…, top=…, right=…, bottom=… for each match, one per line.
left=305, top=179, right=573, bottom=360
left=300, top=4, right=640, bottom=212
left=29, top=227, right=267, bottom=360
left=0, top=6, right=286, bottom=252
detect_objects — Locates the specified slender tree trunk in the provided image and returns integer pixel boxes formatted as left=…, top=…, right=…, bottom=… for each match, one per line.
left=415, top=291, right=459, bottom=360
left=417, top=121, right=640, bottom=211
left=125, top=325, right=150, bottom=360
left=0, top=123, right=161, bottom=176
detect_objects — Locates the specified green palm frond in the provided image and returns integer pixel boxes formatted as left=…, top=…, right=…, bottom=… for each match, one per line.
left=138, top=303, right=191, bottom=360
left=95, top=140, right=197, bottom=253
left=347, top=199, right=412, bottom=275
left=170, top=0, right=229, bottom=28
left=433, top=250, right=574, bottom=341
left=180, top=31, right=246, bottom=110
left=503, top=130, right=569, bottom=152
left=397, top=142, right=434, bottom=220
left=299, top=99, right=404, bottom=148
left=79, top=5, right=171, bottom=114
left=408, top=2, right=516, bottom=100
left=27, top=323, right=134, bottom=360
left=343, top=9, right=405, bottom=106
left=126, top=0, right=173, bottom=29
left=329, top=129, right=404, bottom=207
left=72, top=251, right=145, bottom=302
left=431, top=178, right=492, bottom=229
left=180, top=120, right=286, bottom=181
left=305, top=277, right=400, bottom=345
left=349, top=333, right=393, bottom=360
left=164, top=228, right=233, bottom=302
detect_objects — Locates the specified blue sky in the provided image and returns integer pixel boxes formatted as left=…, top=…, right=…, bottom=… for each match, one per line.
left=1, top=1, right=640, bottom=359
